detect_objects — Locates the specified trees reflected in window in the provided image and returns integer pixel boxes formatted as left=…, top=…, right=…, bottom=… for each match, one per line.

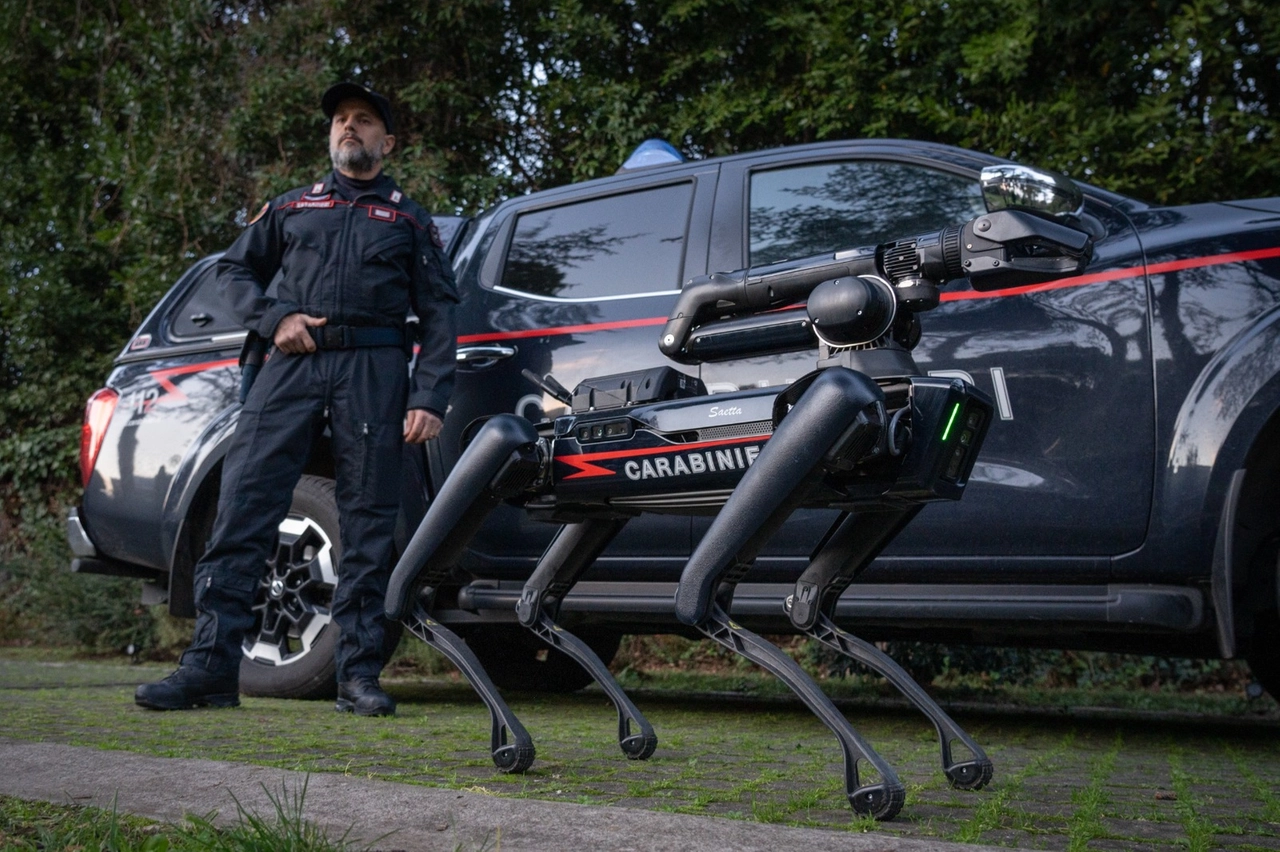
left=750, top=162, right=986, bottom=266
left=501, top=182, right=693, bottom=299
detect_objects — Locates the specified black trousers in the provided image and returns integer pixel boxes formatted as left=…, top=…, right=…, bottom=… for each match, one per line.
left=180, top=345, right=407, bottom=682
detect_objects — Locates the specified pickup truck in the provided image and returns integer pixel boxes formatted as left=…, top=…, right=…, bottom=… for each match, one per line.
left=67, top=138, right=1280, bottom=701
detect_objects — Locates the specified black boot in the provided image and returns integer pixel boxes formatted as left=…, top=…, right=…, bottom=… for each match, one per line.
left=135, top=666, right=239, bottom=710
left=336, top=677, right=396, bottom=717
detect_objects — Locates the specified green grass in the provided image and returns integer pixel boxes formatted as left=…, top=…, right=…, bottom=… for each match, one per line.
left=1168, top=750, right=1220, bottom=852
left=1, top=781, right=360, bottom=852
left=0, top=782, right=507, bottom=852
left=606, top=640, right=1275, bottom=720
left=1, top=794, right=169, bottom=852
left=1232, top=746, right=1280, bottom=826
left=2, top=650, right=1279, bottom=849
left=1065, top=732, right=1120, bottom=851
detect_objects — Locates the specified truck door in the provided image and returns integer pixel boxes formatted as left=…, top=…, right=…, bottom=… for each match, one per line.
left=698, top=149, right=1153, bottom=581
left=436, top=168, right=718, bottom=582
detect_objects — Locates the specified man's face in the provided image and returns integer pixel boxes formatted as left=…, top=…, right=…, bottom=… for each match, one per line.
left=329, top=97, right=395, bottom=177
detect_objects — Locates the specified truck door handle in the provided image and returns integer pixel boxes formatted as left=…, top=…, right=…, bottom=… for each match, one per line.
left=456, top=344, right=517, bottom=368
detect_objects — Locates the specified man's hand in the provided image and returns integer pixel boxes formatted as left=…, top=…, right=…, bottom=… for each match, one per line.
left=405, top=409, right=443, bottom=444
left=274, top=313, right=327, bottom=354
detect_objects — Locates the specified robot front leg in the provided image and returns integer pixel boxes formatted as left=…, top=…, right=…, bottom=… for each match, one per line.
left=401, top=604, right=535, bottom=774
left=695, top=604, right=904, bottom=820
left=806, top=613, right=992, bottom=790
left=790, top=509, right=993, bottom=791
left=674, top=367, right=906, bottom=820
left=516, top=519, right=658, bottom=760
left=387, top=414, right=544, bottom=618
left=385, top=414, right=543, bottom=773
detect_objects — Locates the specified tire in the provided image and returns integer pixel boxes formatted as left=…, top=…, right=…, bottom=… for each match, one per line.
left=1245, top=537, right=1280, bottom=701
left=464, top=624, right=622, bottom=693
left=238, top=475, right=401, bottom=700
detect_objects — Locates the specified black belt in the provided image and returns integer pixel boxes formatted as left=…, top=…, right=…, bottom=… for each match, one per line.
left=308, top=325, right=404, bottom=349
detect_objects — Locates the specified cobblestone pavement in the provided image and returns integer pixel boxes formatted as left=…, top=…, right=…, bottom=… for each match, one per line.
left=1, top=656, right=1278, bottom=850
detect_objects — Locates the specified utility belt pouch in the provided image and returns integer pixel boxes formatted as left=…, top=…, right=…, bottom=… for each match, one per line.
left=403, top=320, right=419, bottom=361
left=238, top=330, right=268, bottom=404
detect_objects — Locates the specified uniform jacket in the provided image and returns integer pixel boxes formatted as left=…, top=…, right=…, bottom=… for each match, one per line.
left=218, top=171, right=458, bottom=415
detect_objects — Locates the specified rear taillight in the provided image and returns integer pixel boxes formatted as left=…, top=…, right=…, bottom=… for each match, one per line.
left=80, top=388, right=118, bottom=486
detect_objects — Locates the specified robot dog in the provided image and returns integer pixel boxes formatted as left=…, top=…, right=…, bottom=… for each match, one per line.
left=385, top=201, right=1092, bottom=821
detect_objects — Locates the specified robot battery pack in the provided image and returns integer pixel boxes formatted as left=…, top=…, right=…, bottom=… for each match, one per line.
left=570, top=367, right=706, bottom=413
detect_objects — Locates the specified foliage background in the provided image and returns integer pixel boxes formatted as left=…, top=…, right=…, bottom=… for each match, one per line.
left=1, top=0, right=1278, bottom=667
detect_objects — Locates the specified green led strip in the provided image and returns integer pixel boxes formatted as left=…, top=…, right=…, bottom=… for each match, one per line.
left=941, top=403, right=961, bottom=441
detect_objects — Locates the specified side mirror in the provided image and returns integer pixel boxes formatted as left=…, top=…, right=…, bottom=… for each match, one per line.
left=980, top=164, right=1083, bottom=218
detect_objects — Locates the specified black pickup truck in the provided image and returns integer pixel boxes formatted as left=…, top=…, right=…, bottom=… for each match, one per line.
left=67, top=138, right=1280, bottom=701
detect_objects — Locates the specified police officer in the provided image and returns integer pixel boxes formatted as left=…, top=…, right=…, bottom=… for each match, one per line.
left=136, top=82, right=457, bottom=716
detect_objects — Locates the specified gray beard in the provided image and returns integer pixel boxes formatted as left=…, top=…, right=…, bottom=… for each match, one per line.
left=330, top=140, right=382, bottom=174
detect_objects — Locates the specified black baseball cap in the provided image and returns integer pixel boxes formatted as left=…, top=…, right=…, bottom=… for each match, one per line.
left=321, top=82, right=395, bottom=134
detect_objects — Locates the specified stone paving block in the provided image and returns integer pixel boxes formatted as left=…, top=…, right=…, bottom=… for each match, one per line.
left=1090, top=839, right=1180, bottom=852
left=1011, top=801, right=1074, bottom=820
left=1214, top=836, right=1280, bottom=850
left=1099, top=816, right=1189, bottom=843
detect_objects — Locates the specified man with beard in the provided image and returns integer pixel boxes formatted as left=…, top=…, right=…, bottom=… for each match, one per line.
left=136, top=82, right=457, bottom=717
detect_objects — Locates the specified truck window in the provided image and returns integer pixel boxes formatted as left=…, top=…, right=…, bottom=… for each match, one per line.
left=749, top=162, right=986, bottom=266
left=167, top=262, right=243, bottom=339
left=500, top=182, right=693, bottom=300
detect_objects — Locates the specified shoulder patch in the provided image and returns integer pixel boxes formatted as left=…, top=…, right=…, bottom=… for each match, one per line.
left=428, top=221, right=445, bottom=249
left=248, top=202, right=269, bottom=225
left=312, top=182, right=325, bottom=194
left=390, top=190, right=403, bottom=204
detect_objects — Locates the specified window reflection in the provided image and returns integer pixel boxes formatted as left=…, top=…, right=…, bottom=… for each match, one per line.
left=502, top=182, right=692, bottom=299
left=750, top=162, right=986, bottom=266
left=169, top=264, right=242, bottom=339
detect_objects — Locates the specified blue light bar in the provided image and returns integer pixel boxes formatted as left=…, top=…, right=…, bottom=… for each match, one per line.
left=620, top=139, right=685, bottom=171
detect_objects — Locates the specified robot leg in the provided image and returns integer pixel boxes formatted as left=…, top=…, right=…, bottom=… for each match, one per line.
left=516, top=519, right=657, bottom=759
left=385, top=414, right=542, bottom=773
left=675, top=368, right=906, bottom=820
left=790, top=508, right=992, bottom=791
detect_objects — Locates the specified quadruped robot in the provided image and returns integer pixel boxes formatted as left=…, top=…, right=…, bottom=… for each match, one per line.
left=385, top=201, right=1092, bottom=821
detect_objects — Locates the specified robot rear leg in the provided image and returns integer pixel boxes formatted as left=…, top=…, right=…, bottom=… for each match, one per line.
left=516, top=519, right=658, bottom=760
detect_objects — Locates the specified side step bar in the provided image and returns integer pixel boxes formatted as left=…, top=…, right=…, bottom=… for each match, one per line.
left=456, top=582, right=1205, bottom=633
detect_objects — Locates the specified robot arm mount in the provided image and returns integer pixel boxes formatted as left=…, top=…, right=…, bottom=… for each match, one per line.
left=660, top=208, right=1091, bottom=363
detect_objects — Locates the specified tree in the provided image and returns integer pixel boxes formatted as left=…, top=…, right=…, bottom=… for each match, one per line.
left=3, top=0, right=1279, bottom=551
left=519, top=0, right=1280, bottom=202
left=0, top=0, right=246, bottom=534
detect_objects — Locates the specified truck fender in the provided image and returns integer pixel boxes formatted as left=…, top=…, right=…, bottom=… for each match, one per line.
left=160, top=403, right=242, bottom=614
left=1154, top=304, right=1280, bottom=651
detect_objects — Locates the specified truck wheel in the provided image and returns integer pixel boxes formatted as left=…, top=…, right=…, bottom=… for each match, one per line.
left=464, top=625, right=622, bottom=693
left=1245, top=538, right=1280, bottom=701
left=238, top=475, right=401, bottom=700
left=239, top=476, right=342, bottom=699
